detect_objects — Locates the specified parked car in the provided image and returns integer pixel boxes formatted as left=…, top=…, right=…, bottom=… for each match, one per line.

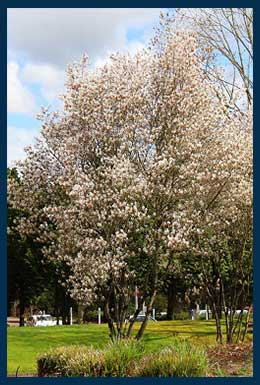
left=129, top=314, right=156, bottom=322
left=223, top=309, right=249, bottom=315
left=198, top=309, right=212, bottom=316
left=235, top=309, right=248, bottom=315
left=157, top=311, right=168, bottom=320
left=26, top=314, right=62, bottom=326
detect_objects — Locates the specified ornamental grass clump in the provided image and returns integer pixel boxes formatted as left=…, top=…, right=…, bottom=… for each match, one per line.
left=103, top=339, right=145, bottom=376
left=37, top=346, right=105, bottom=377
left=136, top=338, right=208, bottom=377
left=37, top=340, right=145, bottom=377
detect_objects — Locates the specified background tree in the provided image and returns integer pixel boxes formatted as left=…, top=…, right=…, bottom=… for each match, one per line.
left=158, top=258, right=189, bottom=320
left=8, top=168, right=76, bottom=325
left=8, top=168, right=44, bottom=326
left=158, top=9, right=253, bottom=112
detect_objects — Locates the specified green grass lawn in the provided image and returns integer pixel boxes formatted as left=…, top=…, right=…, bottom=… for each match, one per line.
left=8, top=320, right=221, bottom=375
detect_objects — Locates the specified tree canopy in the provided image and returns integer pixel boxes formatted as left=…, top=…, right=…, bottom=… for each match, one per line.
left=8, top=23, right=252, bottom=342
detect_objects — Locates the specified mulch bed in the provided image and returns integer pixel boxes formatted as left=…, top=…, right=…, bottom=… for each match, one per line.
left=207, top=341, right=253, bottom=377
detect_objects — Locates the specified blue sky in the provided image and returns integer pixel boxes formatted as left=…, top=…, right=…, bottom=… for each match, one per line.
left=7, top=8, right=165, bottom=166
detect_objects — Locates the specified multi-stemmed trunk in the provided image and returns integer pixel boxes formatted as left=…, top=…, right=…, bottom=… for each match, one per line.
left=135, top=289, right=157, bottom=340
left=105, top=252, right=159, bottom=342
left=104, top=271, right=131, bottom=342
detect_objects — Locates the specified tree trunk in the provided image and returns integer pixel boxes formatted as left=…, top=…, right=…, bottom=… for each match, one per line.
left=19, top=296, right=25, bottom=327
left=126, top=302, right=143, bottom=338
left=166, top=285, right=176, bottom=320
left=212, top=301, right=223, bottom=343
left=234, top=310, right=244, bottom=343
left=77, top=304, right=84, bottom=324
left=104, top=300, right=118, bottom=342
left=241, top=305, right=253, bottom=341
left=206, top=285, right=222, bottom=343
left=54, top=284, right=60, bottom=325
left=215, top=314, right=223, bottom=343
left=136, top=290, right=157, bottom=341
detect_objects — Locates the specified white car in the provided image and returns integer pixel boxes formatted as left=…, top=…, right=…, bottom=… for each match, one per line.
left=129, top=314, right=156, bottom=322
left=223, top=309, right=249, bottom=315
left=26, top=314, right=62, bottom=326
left=235, top=309, right=248, bottom=315
left=198, top=309, right=212, bottom=315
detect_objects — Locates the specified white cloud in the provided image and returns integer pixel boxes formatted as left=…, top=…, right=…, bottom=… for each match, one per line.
left=7, top=126, right=40, bottom=166
left=22, top=62, right=65, bottom=103
left=7, top=8, right=164, bottom=165
left=8, top=8, right=163, bottom=68
left=93, top=40, right=146, bottom=69
left=8, top=61, right=37, bottom=115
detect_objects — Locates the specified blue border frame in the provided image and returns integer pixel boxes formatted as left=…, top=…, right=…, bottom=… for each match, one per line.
left=0, top=5, right=7, bottom=381
left=1, top=1, right=258, bottom=384
left=1, top=1, right=256, bottom=7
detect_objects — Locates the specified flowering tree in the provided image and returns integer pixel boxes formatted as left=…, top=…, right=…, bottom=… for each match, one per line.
left=9, top=31, right=252, bottom=341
